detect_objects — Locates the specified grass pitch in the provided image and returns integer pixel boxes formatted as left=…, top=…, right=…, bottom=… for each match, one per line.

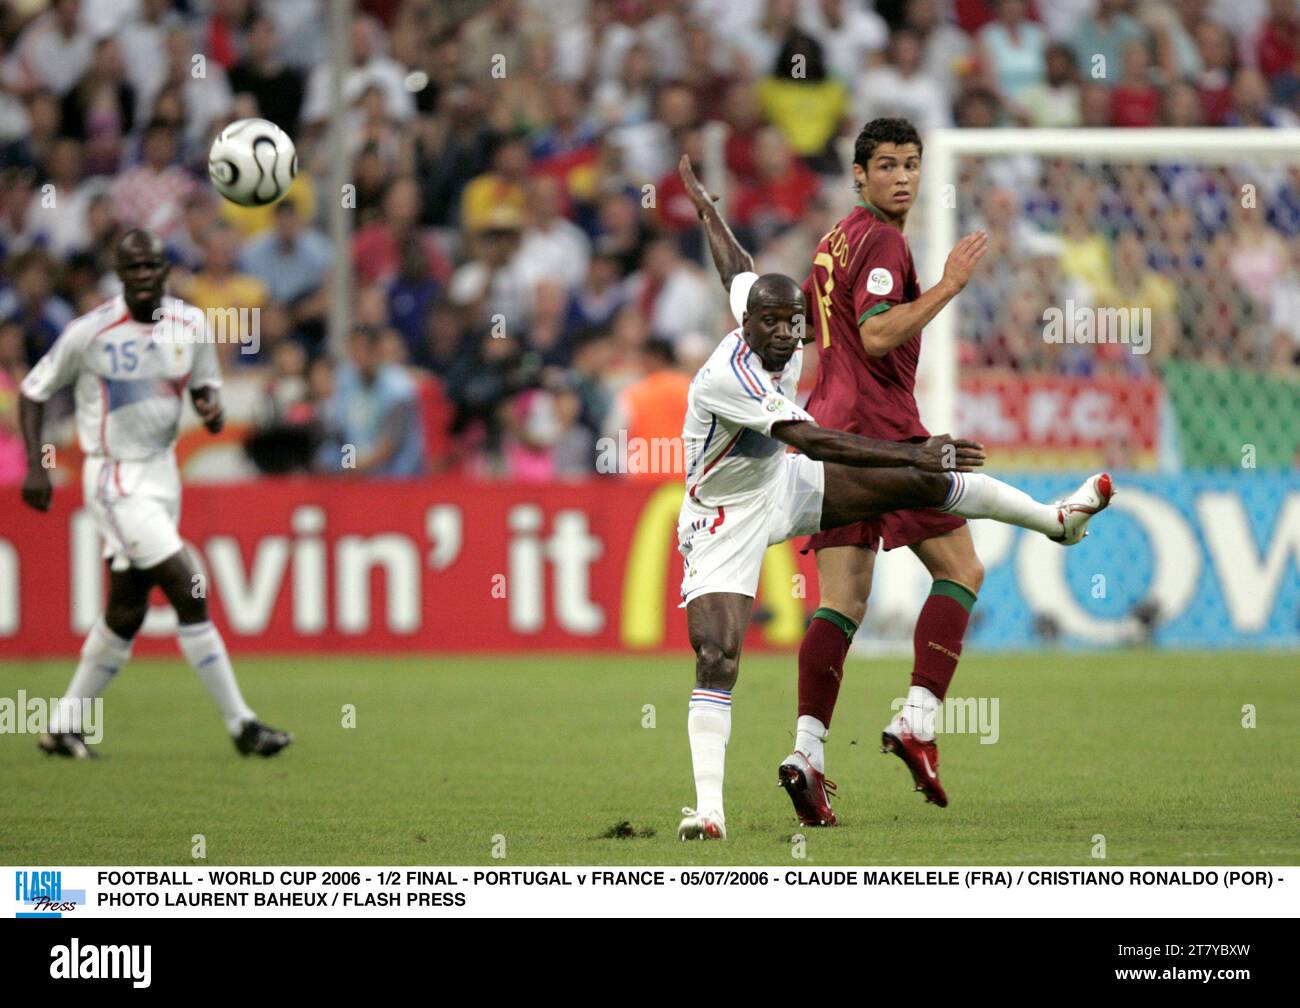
left=1, top=651, right=1295, bottom=865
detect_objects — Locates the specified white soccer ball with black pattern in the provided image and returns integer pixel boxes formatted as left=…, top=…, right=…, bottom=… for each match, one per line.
left=207, top=118, right=297, bottom=207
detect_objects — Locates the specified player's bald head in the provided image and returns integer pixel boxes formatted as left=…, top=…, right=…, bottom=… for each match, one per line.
left=114, top=228, right=164, bottom=262
left=747, top=273, right=803, bottom=313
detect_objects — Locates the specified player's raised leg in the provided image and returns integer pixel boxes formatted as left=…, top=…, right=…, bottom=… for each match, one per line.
left=821, top=464, right=1113, bottom=545
left=150, top=551, right=292, bottom=757
left=778, top=545, right=872, bottom=826
left=39, top=563, right=150, bottom=759
left=679, top=592, right=751, bottom=840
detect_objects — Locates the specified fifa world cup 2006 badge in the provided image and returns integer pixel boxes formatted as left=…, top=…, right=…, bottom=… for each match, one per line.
left=766, top=399, right=783, bottom=412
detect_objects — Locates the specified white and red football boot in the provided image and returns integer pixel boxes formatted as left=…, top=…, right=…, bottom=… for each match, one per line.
left=1051, top=472, right=1114, bottom=545
left=677, top=808, right=726, bottom=840
left=881, top=715, right=948, bottom=808
left=777, top=750, right=838, bottom=826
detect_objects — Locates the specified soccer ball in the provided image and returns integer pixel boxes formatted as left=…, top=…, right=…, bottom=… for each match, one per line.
left=207, top=118, right=297, bottom=207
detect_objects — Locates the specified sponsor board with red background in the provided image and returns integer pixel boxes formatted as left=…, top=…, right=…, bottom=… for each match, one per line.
left=4, top=470, right=1299, bottom=656
left=1, top=478, right=819, bottom=657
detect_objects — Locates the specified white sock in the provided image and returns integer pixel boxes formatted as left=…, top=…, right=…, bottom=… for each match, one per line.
left=795, top=715, right=828, bottom=773
left=688, top=688, right=731, bottom=819
left=904, top=685, right=940, bottom=742
left=51, top=619, right=132, bottom=733
left=941, top=472, right=1062, bottom=537
left=177, top=621, right=255, bottom=735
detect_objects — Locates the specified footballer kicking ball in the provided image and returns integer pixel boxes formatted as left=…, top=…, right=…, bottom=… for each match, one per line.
left=208, top=117, right=297, bottom=207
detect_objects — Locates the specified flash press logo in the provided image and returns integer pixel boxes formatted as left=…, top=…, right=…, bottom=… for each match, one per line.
left=50, top=939, right=151, bottom=988
left=15, top=870, right=84, bottom=917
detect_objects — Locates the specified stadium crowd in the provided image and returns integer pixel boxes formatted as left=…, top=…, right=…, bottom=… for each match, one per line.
left=1, top=0, right=1298, bottom=482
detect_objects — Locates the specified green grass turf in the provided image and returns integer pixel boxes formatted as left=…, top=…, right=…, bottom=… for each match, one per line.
left=1, top=651, right=1296, bottom=866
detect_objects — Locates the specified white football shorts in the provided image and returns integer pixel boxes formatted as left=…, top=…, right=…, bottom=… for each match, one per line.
left=677, top=452, right=824, bottom=605
left=83, top=453, right=184, bottom=571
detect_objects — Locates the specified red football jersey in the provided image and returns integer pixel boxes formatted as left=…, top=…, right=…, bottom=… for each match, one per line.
left=801, top=200, right=928, bottom=441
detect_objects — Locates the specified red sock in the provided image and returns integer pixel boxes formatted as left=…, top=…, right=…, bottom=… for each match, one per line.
left=911, top=580, right=976, bottom=701
left=798, top=608, right=856, bottom=727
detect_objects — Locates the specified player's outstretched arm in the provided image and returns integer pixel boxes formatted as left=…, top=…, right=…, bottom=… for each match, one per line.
left=19, top=394, right=52, bottom=511
left=679, top=154, right=753, bottom=289
left=859, top=230, right=989, bottom=357
left=772, top=421, right=985, bottom=472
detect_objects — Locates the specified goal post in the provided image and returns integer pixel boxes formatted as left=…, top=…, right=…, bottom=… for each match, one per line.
left=918, top=127, right=1300, bottom=444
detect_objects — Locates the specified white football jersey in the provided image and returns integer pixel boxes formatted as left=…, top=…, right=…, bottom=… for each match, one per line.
left=682, top=272, right=814, bottom=507
left=21, top=296, right=222, bottom=461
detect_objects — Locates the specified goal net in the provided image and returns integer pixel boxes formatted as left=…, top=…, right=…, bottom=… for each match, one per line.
left=863, top=129, right=1300, bottom=650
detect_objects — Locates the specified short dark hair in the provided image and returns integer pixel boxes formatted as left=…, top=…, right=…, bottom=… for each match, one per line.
left=853, top=118, right=923, bottom=173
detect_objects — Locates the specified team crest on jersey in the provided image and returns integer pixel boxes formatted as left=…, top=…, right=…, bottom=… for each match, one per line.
left=867, top=267, right=894, bottom=295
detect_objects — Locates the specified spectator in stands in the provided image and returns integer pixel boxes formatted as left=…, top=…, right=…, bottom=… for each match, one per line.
left=21, top=137, right=96, bottom=258
left=1021, top=42, right=1082, bottom=127
left=609, top=337, right=691, bottom=482
left=448, top=202, right=536, bottom=331
left=733, top=127, right=820, bottom=247
left=354, top=175, right=450, bottom=288
left=1194, top=20, right=1237, bottom=124
left=1, top=250, right=74, bottom=365
left=4, top=0, right=92, bottom=98
left=954, top=85, right=1002, bottom=127
left=1255, top=0, right=1299, bottom=86
left=1227, top=67, right=1298, bottom=126
left=594, top=189, right=652, bottom=277
left=321, top=323, right=425, bottom=477
left=109, top=119, right=196, bottom=240
left=161, top=192, right=216, bottom=274
left=1111, top=41, right=1162, bottom=128
left=459, top=133, right=529, bottom=235
left=407, top=82, right=494, bottom=229
left=757, top=26, right=845, bottom=171
left=420, top=298, right=472, bottom=379
left=116, top=0, right=181, bottom=109
left=1267, top=238, right=1300, bottom=367
left=228, top=14, right=306, bottom=136
left=518, top=174, right=591, bottom=290
left=245, top=333, right=322, bottom=475
left=977, top=0, right=1047, bottom=115
left=856, top=27, right=952, bottom=133
left=801, top=0, right=888, bottom=86
left=1162, top=80, right=1205, bottom=125
left=301, top=13, right=415, bottom=136
left=565, top=245, right=627, bottom=334
left=1227, top=199, right=1288, bottom=306
left=154, top=26, right=232, bottom=157
left=629, top=237, right=715, bottom=347
left=240, top=197, right=332, bottom=346
left=1079, top=81, right=1113, bottom=126
left=59, top=37, right=133, bottom=177
left=179, top=221, right=267, bottom=366
left=677, top=24, right=738, bottom=123
left=906, top=0, right=974, bottom=99
left=1069, top=0, right=1147, bottom=88
left=386, top=231, right=443, bottom=365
